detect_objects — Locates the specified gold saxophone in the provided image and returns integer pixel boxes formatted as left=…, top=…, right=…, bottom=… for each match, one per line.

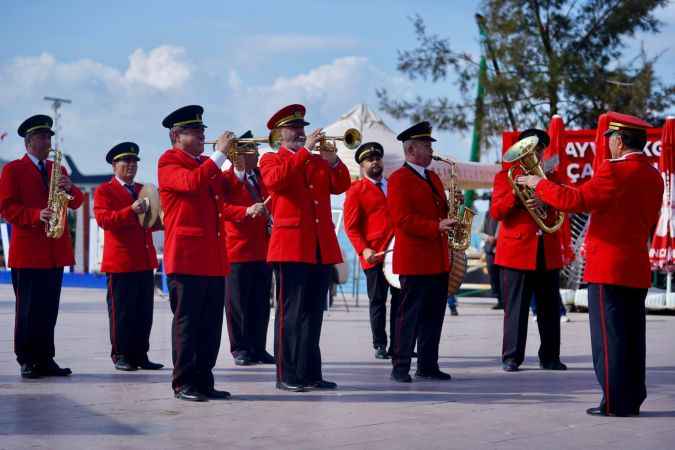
left=432, top=155, right=476, bottom=251
left=45, top=147, right=73, bottom=239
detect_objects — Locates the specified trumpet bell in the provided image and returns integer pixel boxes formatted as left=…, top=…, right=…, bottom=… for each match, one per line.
left=343, top=128, right=362, bottom=150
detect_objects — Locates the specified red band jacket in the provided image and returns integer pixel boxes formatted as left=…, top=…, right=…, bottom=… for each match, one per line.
left=93, top=178, right=159, bottom=273
left=221, top=167, right=270, bottom=263
left=158, top=148, right=230, bottom=276
left=0, top=155, right=83, bottom=268
left=490, top=169, right=565, bottom=271
left=343, top=178, right=394, bottom=270
left=535, top=152, right=662, bottom=289
left=387, top=164, right=450, bottom=275
left=259, top=146, right=351, bottom=264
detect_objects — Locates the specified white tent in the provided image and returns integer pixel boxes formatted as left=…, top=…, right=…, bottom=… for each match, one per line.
left=322, top=104, right=499, bottom=189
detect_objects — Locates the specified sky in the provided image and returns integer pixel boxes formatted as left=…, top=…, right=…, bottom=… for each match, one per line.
left=2, top=0, right=674, bottom=183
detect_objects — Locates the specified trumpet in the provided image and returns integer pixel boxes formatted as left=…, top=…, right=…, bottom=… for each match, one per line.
left=313, top=128, right=362, bottom=153
left=204, top=129, right=282, bottom=152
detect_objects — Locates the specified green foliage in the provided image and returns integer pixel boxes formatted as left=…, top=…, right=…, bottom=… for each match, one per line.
left=377, top=0, right=674, bottom=149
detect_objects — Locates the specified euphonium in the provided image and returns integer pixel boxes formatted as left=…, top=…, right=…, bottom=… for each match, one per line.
left=45, top=147, right=73, bottom=239
left=502, top=135, right=564, bottom=233
left=431, top=155, right=476, bottom=251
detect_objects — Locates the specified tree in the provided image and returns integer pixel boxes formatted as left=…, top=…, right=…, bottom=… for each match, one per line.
left=377, top=0, right=675, bottom=150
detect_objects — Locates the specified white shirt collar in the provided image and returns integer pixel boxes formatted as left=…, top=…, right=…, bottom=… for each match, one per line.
left=405, top=161, right=427, bottom=178
left=365, top=175, right=387, bottom=193
left=26, top=152, right=44, bottom=168
left=607, top=151, right=643, bottom=162
left=115, top=176, right=134, bottom=187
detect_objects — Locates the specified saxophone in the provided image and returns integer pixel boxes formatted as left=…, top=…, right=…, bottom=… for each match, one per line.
left=45, top=147, right=73, bottom=239
left=432, top=155, right=476, bottom=251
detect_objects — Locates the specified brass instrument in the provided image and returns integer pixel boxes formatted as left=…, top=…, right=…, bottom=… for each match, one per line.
left=204, top=129, right=283, bottom=159
left=315, top=128, right=361, bottom=153
left=432, top=155, right=476, bottom=251
left=45, top=148, right=73, bottom=239
left=503, top=135, right=564, bottom=233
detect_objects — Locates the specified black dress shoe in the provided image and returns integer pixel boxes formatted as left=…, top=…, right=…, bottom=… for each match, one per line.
left=254, top=351, right=276, bottom=364
left=540, top=360, right=567, bottom=371
left=586, top=406, right=607, bottom=416
left=234, top=353, right=254, bottom=366
left=502, top=360, right=519, bottom=372
left=390, top=372, right=412, bottom=383
left=415, top=369, right=452, bottom=380
left=20, top=363, right=42, bottom=379
left=276, top=381, right=306, bottom=392
left=39, top=359, right=72, bottom=377
left=174, top=387, right=208, bottom=402
left=374, top=347, right=389, bottom=360
left=491, top=304, right=504, bottom=310
left=114, top=357, right=138, bottom=371
left=201, top=388, right=231, bottom=400
left=309, top=379, right=338, bottom=390
left=137, top=359, right=164, bottom=370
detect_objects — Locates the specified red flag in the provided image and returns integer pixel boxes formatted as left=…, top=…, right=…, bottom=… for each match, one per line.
left=650, top=116, right=675, bottom=271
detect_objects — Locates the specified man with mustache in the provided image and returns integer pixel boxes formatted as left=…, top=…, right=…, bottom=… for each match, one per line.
left=343, top=142, right=401, bottom=360
left=0, top=114, right=83, bottom=378
left=260, top=104, right=351, bottom=392
left=93, top=142, right=164, bottom=372
left=158, top=105, right=235, bottom=402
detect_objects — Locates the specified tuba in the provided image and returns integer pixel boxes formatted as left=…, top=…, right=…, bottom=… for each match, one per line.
left=503, top=135, right=564, bottom=233
left=45, top=147, right=73, bottom=239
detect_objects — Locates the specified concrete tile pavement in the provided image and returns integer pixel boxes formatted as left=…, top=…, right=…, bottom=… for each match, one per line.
left=0, top=286, right=674, bottom=450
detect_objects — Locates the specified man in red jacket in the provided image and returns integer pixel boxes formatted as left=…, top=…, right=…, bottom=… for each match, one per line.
left=517, top=112, right=663, bottom=417
left=93, top=142, right=163, bottom=372
left=158, top=105, right=235, bottom=402
left=260, top=104, right=351, bottom=392
left=0, top=114, right=83, bottom=378
left=343, top=142, right=401, bottom=360
left=222, top=131, right=275, bottom=367
left=387, top=121, right=455, bottom=383
left=491, top=129, right=567, bottom=373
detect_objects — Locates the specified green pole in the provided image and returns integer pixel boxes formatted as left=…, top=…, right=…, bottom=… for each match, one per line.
left=466, top=14, right=488, bottom=208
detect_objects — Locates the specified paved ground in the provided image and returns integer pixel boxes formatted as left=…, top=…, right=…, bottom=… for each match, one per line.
left=0, top=285, right=674, bottom=450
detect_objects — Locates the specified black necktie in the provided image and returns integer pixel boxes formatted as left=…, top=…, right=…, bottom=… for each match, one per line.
left=375, top=181, right=384, bottom=193
left=125, top=184, right=138, bottom=200
left=38, top=160, right=48, bottom=187
left=247, top=172, right=263, bottom=202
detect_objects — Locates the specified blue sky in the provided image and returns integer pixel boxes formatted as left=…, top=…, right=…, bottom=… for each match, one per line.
left=2, top=0, right=674, bottom=182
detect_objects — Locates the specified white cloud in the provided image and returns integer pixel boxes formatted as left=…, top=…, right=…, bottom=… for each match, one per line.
left=124, top=46, right=191, bottom=90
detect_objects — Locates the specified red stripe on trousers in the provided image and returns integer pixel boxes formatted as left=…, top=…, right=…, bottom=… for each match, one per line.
left=598, top=286, right=611, bottom=413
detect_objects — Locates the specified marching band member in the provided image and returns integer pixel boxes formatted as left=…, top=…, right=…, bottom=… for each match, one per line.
left=517, top=113, right=662, bottom=417
left=260, top=104, right=351, bottom=392
left=343, top=142, right=400, bottom=360
left=93, top=142, right=163, bottom=372
left=222, top=131, right=275, bottom=366
left=0, top=114, right=83, bottom=378
left=387, top=121, right=453, bottom=383
left=490, top=129, right=567, bottom=373
left=158, top=105, right=234, bottom=402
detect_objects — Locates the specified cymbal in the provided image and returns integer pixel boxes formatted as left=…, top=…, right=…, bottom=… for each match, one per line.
left=137, top=183, right=161, bottom=228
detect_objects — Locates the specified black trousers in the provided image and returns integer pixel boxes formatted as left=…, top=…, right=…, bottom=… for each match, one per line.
left=392, top=273, right=449, bottom=375
left=168, top=274, right=225, bottom=393
left=11, top=268, right=64, bottom=366
left=225, top=261, right=273, bottom=358
left=588, top=283, right=647, bottom=415
left=364, top=264, right=401, bottom=350
left=106, top=271, right=155, bottom=364
left=486, top=253, right=502, bottom=306
left=273, top=262, right=331, bottom=385
left=500, top=266, right=561, bottom=365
